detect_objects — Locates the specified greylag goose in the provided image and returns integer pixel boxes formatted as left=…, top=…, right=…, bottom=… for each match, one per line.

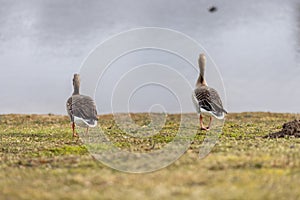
left=66, top=74, right=98, bottom=137
left=192, top=54, right=227, bottom=130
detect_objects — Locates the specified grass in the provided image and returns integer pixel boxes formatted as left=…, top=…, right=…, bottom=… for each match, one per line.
left=1, top=112, right=300, bottom=199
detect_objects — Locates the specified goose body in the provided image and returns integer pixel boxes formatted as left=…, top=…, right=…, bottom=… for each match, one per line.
left=66, top=74, right=98, bottom=137
left=66, top=95, right=98, bottom=127
left=192, top=86, right=226, bottom=120
left=193, top=54, right=227, bottom=130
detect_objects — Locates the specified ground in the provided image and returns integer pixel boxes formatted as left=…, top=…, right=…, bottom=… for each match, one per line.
left=1, top=112, right=300, bottom=200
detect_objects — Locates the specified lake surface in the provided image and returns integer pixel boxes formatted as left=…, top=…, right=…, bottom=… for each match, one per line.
left=0, top=0, right=299, bottom=114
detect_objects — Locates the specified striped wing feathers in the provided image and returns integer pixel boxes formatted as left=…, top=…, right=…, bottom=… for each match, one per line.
left=194, top=86, right=227, bottom=118
left=66, top=95, right=98, bottom=124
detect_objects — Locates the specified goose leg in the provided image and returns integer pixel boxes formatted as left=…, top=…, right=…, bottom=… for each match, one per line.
left=199, top=115, right=207, bottom=130
left=85, top=127, right=89, bottom=135
left=72, top=122, right=78, bottom=137
left=207, top=116, right=213, bottom=130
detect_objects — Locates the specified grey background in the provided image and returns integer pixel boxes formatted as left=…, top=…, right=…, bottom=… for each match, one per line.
left=0, top=0, right=299, bottom=114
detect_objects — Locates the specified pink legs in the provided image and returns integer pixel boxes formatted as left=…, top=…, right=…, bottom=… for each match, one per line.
left=72, top=123, right=89, bottom=138
left=72, top=122, right=78, bottom=137
left=199, top=115, right=206, bottom=130
left=207, top=116, right=212, bottom=130
left=199, top=115, right=213, bottom=131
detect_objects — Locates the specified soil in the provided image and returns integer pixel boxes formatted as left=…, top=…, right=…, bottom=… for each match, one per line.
left=264, top=120, right=300, bottom=138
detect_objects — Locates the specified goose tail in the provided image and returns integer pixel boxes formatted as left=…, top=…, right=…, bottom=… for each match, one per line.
left=74, top=116, right=98, bottom=128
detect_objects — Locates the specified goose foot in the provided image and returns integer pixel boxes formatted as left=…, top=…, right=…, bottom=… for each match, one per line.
left=73, top=132, right=79, bottom=137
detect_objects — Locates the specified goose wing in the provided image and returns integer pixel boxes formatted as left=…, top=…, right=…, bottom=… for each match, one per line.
left=66, top=95, right=98, bottom=124
left=194, top=86, right=227, bottom=118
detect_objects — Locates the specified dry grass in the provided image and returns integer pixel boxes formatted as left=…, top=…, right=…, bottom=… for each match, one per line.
left=1, top=112, right=300, bottom=199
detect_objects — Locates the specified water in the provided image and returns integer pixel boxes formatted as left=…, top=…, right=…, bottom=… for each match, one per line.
left=0, top=0, right=299, bottom=114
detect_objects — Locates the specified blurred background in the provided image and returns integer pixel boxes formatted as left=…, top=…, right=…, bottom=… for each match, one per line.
left=0, top=0, right=299, bottom=114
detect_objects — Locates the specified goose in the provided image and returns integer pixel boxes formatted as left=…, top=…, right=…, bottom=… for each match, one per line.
left=192, top=54, right=227, bottom=130
left=66, top=74, right=98, bottom=137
